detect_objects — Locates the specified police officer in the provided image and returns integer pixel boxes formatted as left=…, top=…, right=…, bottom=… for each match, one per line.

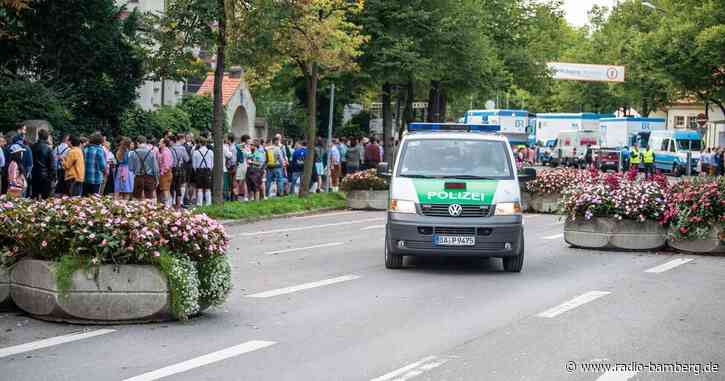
left=643, top=144, right=655, bottom=179
left=630, top=144, right=642, bottom=174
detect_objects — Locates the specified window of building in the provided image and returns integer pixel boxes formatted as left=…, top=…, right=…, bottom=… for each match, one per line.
left=687, top=116, right=699, bottom=129
left=674, top=116, right=685, bottom=128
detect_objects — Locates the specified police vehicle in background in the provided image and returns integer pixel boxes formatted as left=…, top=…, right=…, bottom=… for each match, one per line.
left=377, top=123, right=526, bottom=272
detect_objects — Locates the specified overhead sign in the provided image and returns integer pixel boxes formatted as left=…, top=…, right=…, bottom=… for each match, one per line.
left=547, top=62, right=626, bottom=83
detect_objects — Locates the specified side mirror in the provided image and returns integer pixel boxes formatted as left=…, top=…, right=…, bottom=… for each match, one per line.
left=376, top=162, right=391, bottom=178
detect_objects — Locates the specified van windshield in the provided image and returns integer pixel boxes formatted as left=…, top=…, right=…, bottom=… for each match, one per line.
left=676, top=139, right=702, bottom=151
left=397, top=139, right=514, bottom=179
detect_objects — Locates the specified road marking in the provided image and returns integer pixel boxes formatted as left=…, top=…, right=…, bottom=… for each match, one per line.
left=246, top=274, right=361, bottom=298
left=292, top=211, right=356, bottom=219
left=644, top=258, right=693, bottom=273
left=536, top=291, right=611, bottom=318
left=236, top=217, right=384, bottom=236
left=0, top=329, right=115, bottom=359
left=371, top=356, right=452, bottom=381
left=361, top=225, right=385, bottom=231
left=123, top=340, right=276, bottom=381
left=596, top=370, right=639, bottom=381
left=543, top=233, right=564, bottom=240
left=265, top=242, right=344, bottom=255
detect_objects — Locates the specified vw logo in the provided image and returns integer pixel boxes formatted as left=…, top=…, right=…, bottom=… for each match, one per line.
left=448, top=204, right=463, bottom=217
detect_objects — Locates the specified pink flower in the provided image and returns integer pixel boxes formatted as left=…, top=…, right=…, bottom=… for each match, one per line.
left=41, top=240, right=47, bottom=247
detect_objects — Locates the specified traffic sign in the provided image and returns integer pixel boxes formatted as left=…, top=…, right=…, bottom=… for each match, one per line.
left=697, top=113, right=708, bottom=127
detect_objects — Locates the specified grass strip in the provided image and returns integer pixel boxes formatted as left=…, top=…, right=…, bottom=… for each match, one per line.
left=197, top=192, right=347, bottom=220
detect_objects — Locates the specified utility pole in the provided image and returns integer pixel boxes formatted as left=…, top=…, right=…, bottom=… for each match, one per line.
left=326, top=83, right=335, bottom=192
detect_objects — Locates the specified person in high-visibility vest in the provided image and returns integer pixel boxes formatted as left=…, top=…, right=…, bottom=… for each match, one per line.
left=643, top=145, right=655, bottom=179
left=630, top=144, right=642, bottom=173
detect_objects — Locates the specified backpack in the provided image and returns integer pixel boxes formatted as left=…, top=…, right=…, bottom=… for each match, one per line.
left=266, top=147, right=278, bottom=168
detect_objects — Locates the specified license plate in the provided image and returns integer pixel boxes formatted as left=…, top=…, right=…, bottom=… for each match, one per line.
left=434, top=235, right=476, bottom=246
left=605, top=161, right=615, bottom=165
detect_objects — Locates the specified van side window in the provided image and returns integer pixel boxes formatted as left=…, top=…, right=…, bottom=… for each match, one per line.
left=670, top=141, right=677, bottom=152
left=661, top=139, right=669, bottom=151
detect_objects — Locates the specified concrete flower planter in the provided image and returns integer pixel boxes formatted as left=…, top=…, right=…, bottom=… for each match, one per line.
left=668, top=228, right=725, bottom=254
left=347, top=190, right=389, bottom=210
left=564, top=218, right=666, bottom=251
left=10, top=259, right=176, bottom=324
left=0, top=266, right=12, bottom=310
left=522, top=191, right=562, bottom=214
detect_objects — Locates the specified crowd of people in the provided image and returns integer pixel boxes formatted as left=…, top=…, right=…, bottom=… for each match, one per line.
left=0, top=123, right=387, bottom=207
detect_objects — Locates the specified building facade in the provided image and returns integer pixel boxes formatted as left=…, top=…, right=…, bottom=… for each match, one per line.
left=196, top=68, right=261, bottom=139
left=649, top=99, right=725, bottom=148
left=120, top=0, right=186, bottom=110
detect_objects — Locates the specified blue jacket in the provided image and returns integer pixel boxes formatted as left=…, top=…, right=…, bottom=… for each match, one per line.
left=12, top=135, right=33, bottom=177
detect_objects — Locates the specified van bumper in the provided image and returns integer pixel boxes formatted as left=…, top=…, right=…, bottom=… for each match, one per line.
left=386, top=212, right=524, bottom=258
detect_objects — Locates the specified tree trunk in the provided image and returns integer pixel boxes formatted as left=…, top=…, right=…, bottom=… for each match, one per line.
left=426, top=80, right=440, bottom=122
left=382, top=82, right=393, bottom=165
left=402, top=78, right=414, bottom=138
left=439, top=85, right=448, bottom=122
left=211, top=0, right=226, bottom=205
left=160, top=77, right=166, bottom=107
left=299, top=62, right=318, bottom=198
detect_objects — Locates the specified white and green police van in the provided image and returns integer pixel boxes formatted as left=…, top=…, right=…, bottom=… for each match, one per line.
left=379, top=123, right=526, bottom=272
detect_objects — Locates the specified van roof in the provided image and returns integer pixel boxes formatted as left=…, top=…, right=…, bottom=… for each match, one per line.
left=404, top=132, right=510, bottom=143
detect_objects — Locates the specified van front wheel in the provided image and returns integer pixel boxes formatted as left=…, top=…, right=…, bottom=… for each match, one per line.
left=385, top=233, right=404, bottom=269
left=502, top=235, right=524, bottom=273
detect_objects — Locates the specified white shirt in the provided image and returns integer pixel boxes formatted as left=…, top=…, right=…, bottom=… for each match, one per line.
left=192, top=146, right=214, bottom=170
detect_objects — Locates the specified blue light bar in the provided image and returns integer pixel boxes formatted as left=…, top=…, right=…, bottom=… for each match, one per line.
left=408, top=123, right=501, bottom=133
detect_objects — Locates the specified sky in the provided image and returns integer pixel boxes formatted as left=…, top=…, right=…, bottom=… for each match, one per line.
left=563, top=0, right=618, bottom=27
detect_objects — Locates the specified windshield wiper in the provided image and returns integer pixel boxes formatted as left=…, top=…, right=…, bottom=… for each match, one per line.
left=445, top=175, right=497, bottom=180
left=400, top=174, right=442, bottom=179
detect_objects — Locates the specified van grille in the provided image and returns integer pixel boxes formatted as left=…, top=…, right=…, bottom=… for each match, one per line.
left=420, top=204, right=492, bottom=217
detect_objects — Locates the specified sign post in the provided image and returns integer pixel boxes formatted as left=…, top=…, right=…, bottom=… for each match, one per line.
left=697, top=113, right=708, bottom=127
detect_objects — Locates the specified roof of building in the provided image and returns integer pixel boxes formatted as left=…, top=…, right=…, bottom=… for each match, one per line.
left=196, top=73, right=242, bottom=106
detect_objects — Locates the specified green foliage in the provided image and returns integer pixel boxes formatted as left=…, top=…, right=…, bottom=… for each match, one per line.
left=178, top=94, right=215, bottom=133
left=0, top=79, right=74, bottom=136
left=0, top=0, right=146, bottom=136
left=196, top=254, right=232, bottom=307
left=197, top=192, right=347, bottom=220
left=52, top=255, right=85, bottom=300
left=150, top=105, right=192, bottom=136
left=156, top=252, right=201, bottom=320
left=339, top=111, right=370, bottom=138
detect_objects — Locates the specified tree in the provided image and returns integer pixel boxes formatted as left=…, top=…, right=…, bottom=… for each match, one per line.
left=1, top=0, right=145, bottom=136
left=643, top=0, right=725, bottom=116
left=245, top=0, right=366, bottom=197
left=0, top=79, right=74, bottom=136
left=178, top=94, right=215, bottom=132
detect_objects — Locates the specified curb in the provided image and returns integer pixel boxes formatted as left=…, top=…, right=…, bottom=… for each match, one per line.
left=218, top=207, right=349, bottom=227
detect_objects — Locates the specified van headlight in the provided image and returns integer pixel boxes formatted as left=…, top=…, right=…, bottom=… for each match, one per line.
left=389, top=199, right=417, bottom=214
left=495, top=202, right=522, bottom=215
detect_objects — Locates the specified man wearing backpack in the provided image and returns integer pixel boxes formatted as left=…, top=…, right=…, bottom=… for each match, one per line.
left=128, top=136, right=160, bottom=201
left=53, top=135, right=70, bottom=196
left=265, top=137, right=285, bottom=197
left=289, top=141, right=307, bottom=195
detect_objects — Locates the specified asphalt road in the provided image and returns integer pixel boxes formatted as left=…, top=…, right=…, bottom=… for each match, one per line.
left=1, top=211, right=724, bottom=381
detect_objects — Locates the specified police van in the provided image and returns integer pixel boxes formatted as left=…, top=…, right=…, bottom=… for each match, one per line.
left=378, top=123, right=526, bottom=272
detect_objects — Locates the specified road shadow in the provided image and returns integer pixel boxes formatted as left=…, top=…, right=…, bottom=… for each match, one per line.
left=400, top=256, right=507, bottom=275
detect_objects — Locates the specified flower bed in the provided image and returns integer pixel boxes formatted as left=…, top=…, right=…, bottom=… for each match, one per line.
left=561, top=172, right=669, bottom=251
left=522, top=168, right=598, bottom=213
left=663, top=179, right=725, bottom=253
left=341, top=169, right=389, bottom=210
left=0, top=196, right=232, bottom=321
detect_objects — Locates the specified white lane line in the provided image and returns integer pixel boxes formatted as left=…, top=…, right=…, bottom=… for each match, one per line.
left=0, top=329, right=116, bottom=359
left=596, top=370, right=639, bottom=381
left=236, top=217, right=384, bottom=236
left=361, top=225, right=386, bottom=231
left=371, top=356, right=452, bottom=381
left=536, top=291, right=611, bottom=318
left=292, top=211, right=356, bottom=219
left=246, top=274, right=361, bottom=298
left=265, top=242, right=344, bottom=255
left=644, top=258, right=693, bottom=273
left=543, top=233, right=564, bottom=240
left=123, top=340, right=276, bottom=381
